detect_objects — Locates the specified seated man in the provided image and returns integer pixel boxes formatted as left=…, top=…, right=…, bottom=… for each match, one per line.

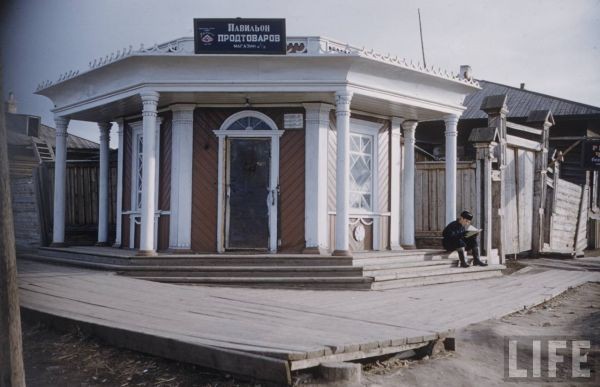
left=442, top=210, right=487, bottom=268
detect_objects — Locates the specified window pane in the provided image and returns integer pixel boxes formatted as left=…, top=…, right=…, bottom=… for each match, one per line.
left=349, top=133, right=373, bottom=211
left=228, top=116, right=271, bottom=131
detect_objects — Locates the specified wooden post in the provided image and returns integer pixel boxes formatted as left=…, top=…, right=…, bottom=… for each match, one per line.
left=481, top=95, right=508, bottom=264
left=527, top=110, right=554, bottom=256
left=0, top=62, right=26, bottom=386
left=468, top=127, right=499, bottom=262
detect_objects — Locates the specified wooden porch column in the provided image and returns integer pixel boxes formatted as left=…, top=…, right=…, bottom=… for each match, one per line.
left=527, top=110, right=554, bottom=255
left=481, top=94, right=509, bottom=263
left=51, top=116, right=69, bottom=246
left=96, top=122, right=111, bottom=246
left=169, top=104, right=195, bottom=252
left=303, top=103, right=333, bottom=254
left=333, top=90, right=353, bottom=256
left=113, top=119, right=124, bottom=247
left=473, top=141, right=496, bottom=260
left=444, top=114, right=459, bottom=224
left=138, top=90, right=159, bottom=256
left=401, top=120, right=418, bottom=248
left=389, top=117, right=404, bottom=250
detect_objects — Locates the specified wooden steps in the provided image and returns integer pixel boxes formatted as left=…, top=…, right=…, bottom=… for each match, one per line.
left=21, top=247, right=505, bottom=290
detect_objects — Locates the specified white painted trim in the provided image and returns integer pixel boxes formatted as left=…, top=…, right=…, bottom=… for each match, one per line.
left=169, top=104, right=195, bottom=250
left=130, top=111, right=162, bottom=251
left=113, top=119, right=124, bottom=247
left=213, top=111, right=284, bottom=253
left=49, top=80, right=466, bottom=120
left=219, top=110, right=278, bottom=132
left=402, top=120, right=418, bottom=246
left=389, top=117, right=403, bottom=250
left=52, top=116, right=69, bottom=244
left=303, top=103, right=333, bottom=252
left=444, top=114, right=459, bottom=224
left=97, top=122, right=111, bottom=244
left=348, top=117, right=383, bottom=250
left=334, top=91, right=353, bottom=253
left=216, top=136, right=225, bottom=253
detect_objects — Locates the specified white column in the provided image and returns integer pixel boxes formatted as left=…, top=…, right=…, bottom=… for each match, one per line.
left=390, top=117, right=404, bottom=250
left=401, top=120, right=418, bottom=248
left=333, top=90, right=353, bottom=256
left=113, top=119, right=124, bottom=247
left=216, top=136, right=225, bottom=253
left=169, top=104, right=195, bottom=251
left=303, top=103, right=333, bottom=254
left=96, top=122, right=111, bottom=245
left=138, top=90, right=159, bottom=256
left=444, top=114, right=459, bottom=224
left=51, top=116, right=69, bottom=246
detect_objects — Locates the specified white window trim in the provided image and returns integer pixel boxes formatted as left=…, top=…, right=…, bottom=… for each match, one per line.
left=349, top=118, right=381, bottom=217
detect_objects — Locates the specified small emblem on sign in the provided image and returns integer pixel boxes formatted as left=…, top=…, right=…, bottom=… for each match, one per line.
left=201, top=33, right=215, bottom=44
left=284, top=114, right=303, bottom=129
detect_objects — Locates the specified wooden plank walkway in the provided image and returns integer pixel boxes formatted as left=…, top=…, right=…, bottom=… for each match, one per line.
left=17, top=261, right=600, bottom=385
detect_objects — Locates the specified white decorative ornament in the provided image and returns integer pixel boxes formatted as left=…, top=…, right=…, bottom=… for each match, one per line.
left=353, top=224, right=366, bottom=242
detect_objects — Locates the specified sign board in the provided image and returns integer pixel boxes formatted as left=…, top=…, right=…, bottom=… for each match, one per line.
left=194, top=18, right=286, bottom=54
left=284, top=114, right=303, bottom=129
left=583, top=139, right=600, bottom=170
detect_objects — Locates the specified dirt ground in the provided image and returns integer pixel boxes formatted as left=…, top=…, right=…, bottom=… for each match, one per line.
left=21, top=282, right=599, bottom=387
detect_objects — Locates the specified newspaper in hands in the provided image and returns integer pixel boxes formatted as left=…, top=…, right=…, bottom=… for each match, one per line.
left=464, top=225, right=482, bottom=238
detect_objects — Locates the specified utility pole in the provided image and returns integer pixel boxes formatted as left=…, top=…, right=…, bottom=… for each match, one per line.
left=0, top=56, right=26, bottom=387
left=418, top=8, right=427, bottom=68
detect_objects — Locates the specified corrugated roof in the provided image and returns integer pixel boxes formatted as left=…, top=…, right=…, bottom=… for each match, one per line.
left=462, top=80, right=600, bottom=119
left=38, top=124, right=99, bottom=149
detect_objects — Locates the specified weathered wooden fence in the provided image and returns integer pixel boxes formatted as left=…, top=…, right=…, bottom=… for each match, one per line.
left=414, top=161, right=478, bottom=234
left=38, top=161, right=117, bottom=244
left=502, top=146, right=536, bottom=255
left=544, top=166, right=588, bottom=255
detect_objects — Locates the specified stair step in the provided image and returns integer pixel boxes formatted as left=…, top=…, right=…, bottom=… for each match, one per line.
left=135, top=276, right=373, bottom=290
left=371, top=264, right=499, bottom=282
left=121, top=266, right=363, bottom=278
left=353, top=253, right=452, bottom=266
left=36, top=248, right=354, bottom=267
left=371, top=266, right=504, bottom=290
left=363, top=260, right=456, bottom=276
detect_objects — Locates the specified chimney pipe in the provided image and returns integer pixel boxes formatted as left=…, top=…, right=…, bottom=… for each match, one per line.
left=6, top=92, right=17, bottom=114
left=520, top=83, right=525, bottom=90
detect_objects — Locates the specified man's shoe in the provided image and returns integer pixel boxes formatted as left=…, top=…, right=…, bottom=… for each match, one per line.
left=471, top=246, right=487, bottom=266
left=458, top=248, right=470, bottom=268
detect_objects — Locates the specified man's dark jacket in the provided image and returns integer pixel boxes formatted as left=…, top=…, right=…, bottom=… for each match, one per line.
left=442, top=220, right=466, bottom=251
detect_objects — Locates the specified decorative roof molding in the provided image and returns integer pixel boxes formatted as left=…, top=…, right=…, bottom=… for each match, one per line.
left=36, top=36, right=479, bottom=92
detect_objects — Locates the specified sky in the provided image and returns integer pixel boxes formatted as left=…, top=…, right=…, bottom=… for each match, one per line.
left=2, top=0, right=599, bottom=148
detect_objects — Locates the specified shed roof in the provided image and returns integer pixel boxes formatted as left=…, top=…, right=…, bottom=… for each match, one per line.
left=462, top=80, right=600, bottom=119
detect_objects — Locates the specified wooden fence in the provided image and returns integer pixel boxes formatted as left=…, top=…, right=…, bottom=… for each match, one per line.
left=38, top=161, right=117, bottom=244
left=414, top=161, right=478, bottom=234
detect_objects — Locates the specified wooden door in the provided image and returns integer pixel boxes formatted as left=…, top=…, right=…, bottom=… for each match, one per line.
left=226, top=139, right=271, bottom=249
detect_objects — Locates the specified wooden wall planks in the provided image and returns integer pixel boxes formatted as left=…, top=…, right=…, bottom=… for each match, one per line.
left=414, top=162, right=477, bottom=233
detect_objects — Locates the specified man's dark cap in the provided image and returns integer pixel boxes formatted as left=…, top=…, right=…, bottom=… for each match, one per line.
left=460, top=210, right=473, bottom=221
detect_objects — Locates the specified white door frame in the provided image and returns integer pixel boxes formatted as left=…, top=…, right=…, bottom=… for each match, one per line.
left=213, top=111, right=284, bottom=253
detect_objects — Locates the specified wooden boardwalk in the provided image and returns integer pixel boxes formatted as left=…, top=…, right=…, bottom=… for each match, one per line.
left=17, top=261, right=600, bottom=385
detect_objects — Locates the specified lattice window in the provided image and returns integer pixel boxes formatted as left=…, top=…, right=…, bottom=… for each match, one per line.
left=349, top=133, right=373, bottom=211
left=135, top=134, right=143, bottom=210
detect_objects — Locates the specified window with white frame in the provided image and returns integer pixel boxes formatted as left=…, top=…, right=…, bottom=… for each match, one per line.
left=349, top=132, right=374, bottom=211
